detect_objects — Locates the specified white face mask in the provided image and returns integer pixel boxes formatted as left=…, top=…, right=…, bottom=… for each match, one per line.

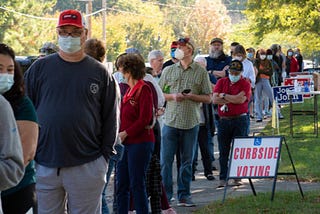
left=233, top=56, right=243, bottom=61
left=174, top=48, right=184, bottom=60
left=260, top=55, right=266, bottom=60
left=0, top=73, right=14, bottom=94
left=58, top=36, right=81, bottom=53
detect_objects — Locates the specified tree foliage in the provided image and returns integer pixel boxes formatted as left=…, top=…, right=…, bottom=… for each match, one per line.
left=183, top=0, right=231, bottom=54
left=0, top=0, right=57, bottom=55
left=245, top=0, right=320, bottom=56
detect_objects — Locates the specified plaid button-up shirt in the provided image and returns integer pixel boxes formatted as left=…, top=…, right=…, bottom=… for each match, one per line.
left=159, top=61, right=212, bottom=129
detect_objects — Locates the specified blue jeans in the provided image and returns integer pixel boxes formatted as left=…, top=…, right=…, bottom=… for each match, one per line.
left=102, top=142, right=124, bottom=214
left=116, top=142, right=153, bottom=214
left=217, top=116, right=248, bottom=181
left=102, top=160, right=115, bottom=214
left=161, top=125, right=199, bottom=201
left=254, top=78, right=273, bottom=120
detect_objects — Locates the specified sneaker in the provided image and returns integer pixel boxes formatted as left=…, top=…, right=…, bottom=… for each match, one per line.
left=169, top=197, right=175, bottom=203
left=230, top=179, right=242, bottom=186
left=177, top=198, right=196, bottom=207
left=212, top=166, right=217, bottom=170
left=256, top=119, right=262, bottom=122
left=206, top=174, right=215, bottom=181
left=217, top=180, right=226, bottom=188
left=162, top=207, right=177, bottom=214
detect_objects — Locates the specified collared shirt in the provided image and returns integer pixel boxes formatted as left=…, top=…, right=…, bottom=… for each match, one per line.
left=159, top=61, right=212, bottom=129
left=214, top=76, right=251, bottom=117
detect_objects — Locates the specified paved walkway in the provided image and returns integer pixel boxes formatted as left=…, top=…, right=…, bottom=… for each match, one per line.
left=106, top=117, right=320, bottom=213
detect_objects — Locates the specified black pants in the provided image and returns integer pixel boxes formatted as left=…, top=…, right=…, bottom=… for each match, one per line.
left=193, top=126, right=213, bottom=176
left=1, top=183, right=37, bottom=214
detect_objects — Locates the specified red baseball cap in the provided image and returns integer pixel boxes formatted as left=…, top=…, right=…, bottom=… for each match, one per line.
left=57, top=9, right=86, bottom=28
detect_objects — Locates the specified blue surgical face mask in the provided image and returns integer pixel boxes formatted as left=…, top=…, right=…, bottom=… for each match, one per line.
left=288, top=51, right=293, bottom=56
left=229, top=74, right=241, bottom=83
left=58, top=36, right=81, bottom=53
left=170, top=48, right=176, bottom=58
left=267, top=55, right=273, bottom=60
left=0, top=73, right=14, bottom=94
left=247, top=53, right=253, bottom=58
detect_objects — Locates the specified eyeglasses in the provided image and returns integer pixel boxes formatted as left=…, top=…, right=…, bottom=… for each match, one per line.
left=57, top=30, right=84, bottom=38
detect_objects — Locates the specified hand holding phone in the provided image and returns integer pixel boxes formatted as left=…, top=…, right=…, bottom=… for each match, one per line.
left=182, top=89, right=191, bottom=94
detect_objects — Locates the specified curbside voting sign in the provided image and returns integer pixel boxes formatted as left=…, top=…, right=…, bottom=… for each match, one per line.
left=228, top=137, right=282, bottom=178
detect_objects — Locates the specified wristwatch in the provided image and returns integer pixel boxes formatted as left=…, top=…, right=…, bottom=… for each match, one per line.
left=222, top=93, right=226, bottom=99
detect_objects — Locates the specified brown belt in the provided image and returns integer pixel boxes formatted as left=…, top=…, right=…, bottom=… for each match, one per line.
left=220, top=113, right=247, bottom=120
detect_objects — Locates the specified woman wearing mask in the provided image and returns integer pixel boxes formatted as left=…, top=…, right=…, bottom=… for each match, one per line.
left=286, top=48, right=299, bottom=76
left=116, top=53, right=155, bottom=214
left=254, top=48, right=274, bottom=122
left=0, top=43, right=39, bottom=213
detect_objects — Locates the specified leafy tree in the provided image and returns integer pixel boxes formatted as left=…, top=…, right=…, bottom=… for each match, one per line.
left=245, top=0, right=320, bottom=56
left=90, top=0, right=176, bottom=62
left=183, top=0, right=231, bottom=54
left=0, top=0, right=57, bottom=55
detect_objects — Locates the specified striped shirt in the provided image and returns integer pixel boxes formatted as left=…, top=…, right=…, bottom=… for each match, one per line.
left=159, top=61, right=212, bottom=129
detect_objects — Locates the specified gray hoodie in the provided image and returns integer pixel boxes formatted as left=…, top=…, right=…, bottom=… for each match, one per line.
left=0, top=95, right=24, bottom=211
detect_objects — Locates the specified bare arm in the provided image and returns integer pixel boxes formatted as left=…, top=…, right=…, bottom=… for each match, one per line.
left=213, top=92, right=229, bottom=105
left=182, top=93, right=212, bottom=104
left=222, top=91, right=247, bottom=104
left=211, top=65, right=229, bottom=78
left=17, top=120, right=39, bottom=166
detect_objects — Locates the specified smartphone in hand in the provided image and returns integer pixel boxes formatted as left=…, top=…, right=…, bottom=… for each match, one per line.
left=182, top=89, right=191, bottom=94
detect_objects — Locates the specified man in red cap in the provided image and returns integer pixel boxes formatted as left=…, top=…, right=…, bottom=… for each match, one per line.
left=159, top=37, right=212, bottom=207
left=24, top=9, right=120, bottom=213
left=162, top=41, right=180, bottom=70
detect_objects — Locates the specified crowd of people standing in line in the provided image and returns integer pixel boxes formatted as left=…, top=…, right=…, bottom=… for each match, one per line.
left=0, top=8, right=306, bottom=214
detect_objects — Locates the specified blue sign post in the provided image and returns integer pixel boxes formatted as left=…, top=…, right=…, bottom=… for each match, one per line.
left=272, top=86, right=303, bottom=104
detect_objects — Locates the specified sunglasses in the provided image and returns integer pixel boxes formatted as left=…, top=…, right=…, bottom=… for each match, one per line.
left=178, top=38, right=194, bottom=50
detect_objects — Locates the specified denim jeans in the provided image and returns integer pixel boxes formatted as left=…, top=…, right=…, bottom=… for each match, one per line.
left=161, top=125, right=199, bottom=201
left=116, top=142, right=154, bottom=214
left=217, top=115, right=248, bottom=181
left=102, top=142, right=124, bottom=214
left=254, top=78, right=273, bottom=120
left=101, top=160, right=115, bottom=214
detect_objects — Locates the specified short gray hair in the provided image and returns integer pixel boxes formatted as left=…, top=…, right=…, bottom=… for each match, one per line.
left=148, top=50, right=164, bottom=62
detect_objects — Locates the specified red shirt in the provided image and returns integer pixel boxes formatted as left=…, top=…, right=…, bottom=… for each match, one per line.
left=214, top=77, right=251, bottom=117
left=120, top=80, right=155, bottom=145
left=289, top=57, right=299, bottom=73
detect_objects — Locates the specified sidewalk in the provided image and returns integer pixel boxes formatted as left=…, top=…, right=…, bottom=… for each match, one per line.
left=105, top=117, right=320, bottom=213
left=171, top=117, right=320, bottom=213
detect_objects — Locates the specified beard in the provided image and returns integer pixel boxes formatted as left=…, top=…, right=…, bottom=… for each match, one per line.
left=209, top=49, right=223, bottom=59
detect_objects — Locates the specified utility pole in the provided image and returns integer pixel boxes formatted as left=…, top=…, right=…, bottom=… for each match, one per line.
left=77, top=0, right=92, bottom=38
left=87, top=0, right=92, bottom=39
left=102, top=0, right=106, bottom=47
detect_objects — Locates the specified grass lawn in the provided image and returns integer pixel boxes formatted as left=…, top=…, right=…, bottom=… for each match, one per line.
left=195, top=97, right=320, bottom=213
